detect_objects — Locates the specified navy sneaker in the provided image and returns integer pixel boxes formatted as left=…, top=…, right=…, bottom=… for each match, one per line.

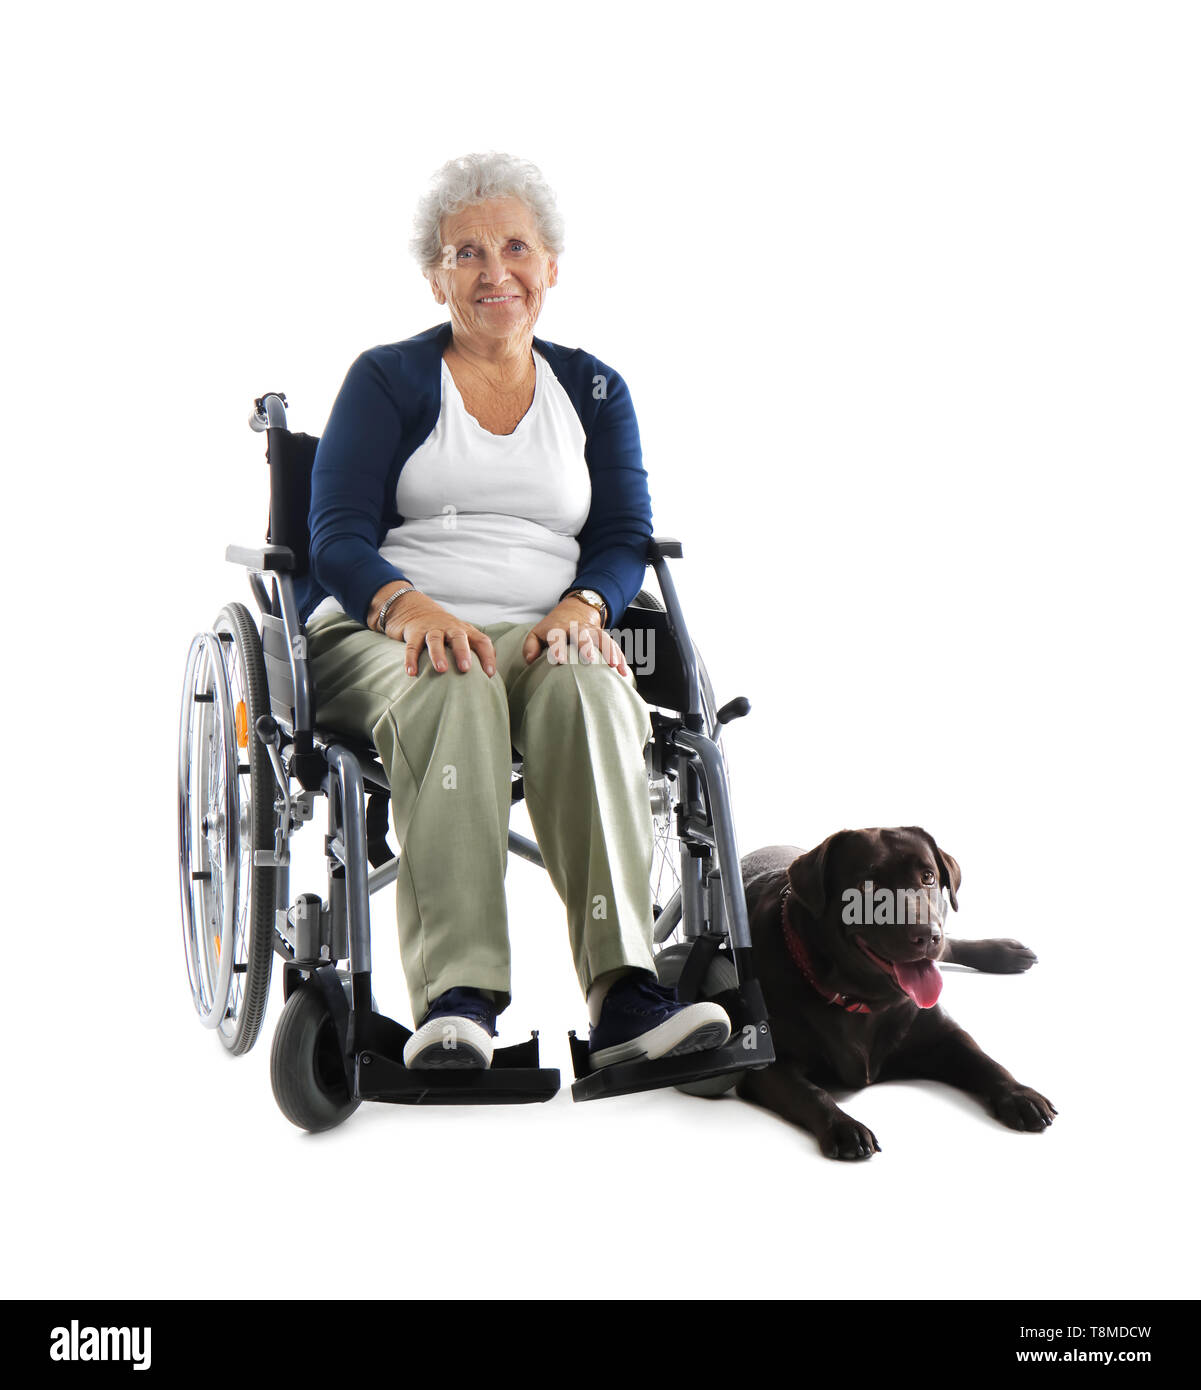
left=588, top=969, right=731, bottom=1071
left=403, top=986, right=497, bottom=1070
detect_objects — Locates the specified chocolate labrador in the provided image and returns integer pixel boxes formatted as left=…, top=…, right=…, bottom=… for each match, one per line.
left=734, top=827, right=1056, bottom=1159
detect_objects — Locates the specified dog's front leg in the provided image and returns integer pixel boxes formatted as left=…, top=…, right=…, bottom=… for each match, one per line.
left=884, top=1020, right=1057, bottom=1132
left=942, top=938, right=1037, bottom=973
left=737, top=1061, right=881, bottom=1160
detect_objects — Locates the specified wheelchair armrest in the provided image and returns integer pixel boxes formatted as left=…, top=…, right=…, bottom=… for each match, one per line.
left=226, top=544, right=296, bottom=572
left=648, top=536, right=682, bottom=560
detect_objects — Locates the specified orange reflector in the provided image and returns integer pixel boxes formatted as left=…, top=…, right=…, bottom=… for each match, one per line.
left=215, top=934, right=221, bottom=959
left=235, top=700, right=248, bottom=749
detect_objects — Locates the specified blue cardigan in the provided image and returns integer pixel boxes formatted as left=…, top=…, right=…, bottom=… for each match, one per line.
left=298, top=320, right=654, bottom=629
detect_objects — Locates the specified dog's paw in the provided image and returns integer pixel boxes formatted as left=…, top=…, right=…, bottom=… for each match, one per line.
left=818, top=1116, right=882, bottom=1161
left=991, top=1085, right=1057, bottom=1132
left=982, top=939, right=1039, bottom=973
left=953, top=938, right=1038, bottom=973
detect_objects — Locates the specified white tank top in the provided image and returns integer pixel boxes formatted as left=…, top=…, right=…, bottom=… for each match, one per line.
left=310, top=348, right=592, bottom=628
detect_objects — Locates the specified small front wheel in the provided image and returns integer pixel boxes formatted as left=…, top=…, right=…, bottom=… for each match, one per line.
left=270, top=982, right=361, bottom=1133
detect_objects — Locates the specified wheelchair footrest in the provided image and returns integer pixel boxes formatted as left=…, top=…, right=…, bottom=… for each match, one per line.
left=566, top=1026, right=774, bottom=1103
left=352, top=1010, right=559, bottom=1105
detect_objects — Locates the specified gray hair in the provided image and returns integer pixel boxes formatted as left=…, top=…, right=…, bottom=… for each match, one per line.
left=410, top=151, right=565, bottom=273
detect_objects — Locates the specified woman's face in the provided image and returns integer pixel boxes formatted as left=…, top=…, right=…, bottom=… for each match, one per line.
left=429, top=196, right=558, bottom=350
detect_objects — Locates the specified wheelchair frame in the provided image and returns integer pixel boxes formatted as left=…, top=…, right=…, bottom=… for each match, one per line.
left=178, top=389, right=775, bottom=1129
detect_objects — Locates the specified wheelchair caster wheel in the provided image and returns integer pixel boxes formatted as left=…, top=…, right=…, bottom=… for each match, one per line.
left=270, top=981, right=362, bottom=1133
left=653, top=943, right=743, bottom=1097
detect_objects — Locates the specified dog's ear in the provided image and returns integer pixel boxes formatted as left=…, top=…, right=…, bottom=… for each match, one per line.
left=906, top=827, right=962, bottom=911
left=786, top=831, right=852, bottom=917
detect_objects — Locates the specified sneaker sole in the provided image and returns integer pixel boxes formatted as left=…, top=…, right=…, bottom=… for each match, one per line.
left=403, top=1014, right=494, bottom=1070
left=404, top=1043, right=491, bottom=1070
left=589, top=1009, right=731, bottom=1072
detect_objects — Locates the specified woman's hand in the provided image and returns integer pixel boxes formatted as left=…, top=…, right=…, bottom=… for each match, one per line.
left=376, top=588, right=497, bottom=678
left=522, top=598, right=629, bottom=675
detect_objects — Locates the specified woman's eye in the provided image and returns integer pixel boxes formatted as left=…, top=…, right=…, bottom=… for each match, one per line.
left=457, top=248, right=475, bottom=260
left=508, top=241, right=528, bottom=252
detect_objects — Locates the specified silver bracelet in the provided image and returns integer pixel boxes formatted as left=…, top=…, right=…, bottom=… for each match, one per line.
left=376, top=584, right=417, bottom=634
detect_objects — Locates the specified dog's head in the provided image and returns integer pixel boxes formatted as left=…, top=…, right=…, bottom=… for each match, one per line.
left=786, top=827, right=962, bottom=1009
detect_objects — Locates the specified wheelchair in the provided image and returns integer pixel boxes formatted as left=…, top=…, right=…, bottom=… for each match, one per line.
left=177, top=390, right=776, bottom=1131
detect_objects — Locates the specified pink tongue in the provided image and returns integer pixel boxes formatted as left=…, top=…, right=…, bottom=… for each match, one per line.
left=894, top=959, right=943, bottom=1008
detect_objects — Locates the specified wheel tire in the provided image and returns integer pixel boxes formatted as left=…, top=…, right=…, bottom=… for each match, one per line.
left=655, top=943, right=744, bottom=1097
left=213, top=603, right=277, bottom=1053
left=270, top=981, right=362, bottom=1133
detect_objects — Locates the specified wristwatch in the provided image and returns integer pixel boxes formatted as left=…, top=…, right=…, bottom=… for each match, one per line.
left=567, top=588, right=609, bottom=626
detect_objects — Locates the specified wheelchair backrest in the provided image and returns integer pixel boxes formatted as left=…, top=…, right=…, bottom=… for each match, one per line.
left=265, top=429, right=320, bottom=578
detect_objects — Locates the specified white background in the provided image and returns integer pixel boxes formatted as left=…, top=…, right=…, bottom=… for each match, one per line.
left=2, top=0, right=1197, bottom=1301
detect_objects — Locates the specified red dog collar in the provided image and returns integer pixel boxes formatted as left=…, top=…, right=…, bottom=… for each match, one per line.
left=780, top=884, right=873, bottom=1014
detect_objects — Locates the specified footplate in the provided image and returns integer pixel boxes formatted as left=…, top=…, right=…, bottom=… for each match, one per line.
left=353, top=1008, right=560, bottom=1105
left=567, top=1021, right=774, bottom=1102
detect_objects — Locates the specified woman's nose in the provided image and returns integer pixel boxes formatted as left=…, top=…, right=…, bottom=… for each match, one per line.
left=480, top=249, right=508, bottom=285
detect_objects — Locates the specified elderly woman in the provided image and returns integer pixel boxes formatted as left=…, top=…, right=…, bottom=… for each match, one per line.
left=297, top=153, right=730, bottom=1071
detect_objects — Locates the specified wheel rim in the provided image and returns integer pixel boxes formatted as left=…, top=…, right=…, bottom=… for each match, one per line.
left=178, top=631, right=238, bottom=1026
left=213, top=618, right=258, bottom=1043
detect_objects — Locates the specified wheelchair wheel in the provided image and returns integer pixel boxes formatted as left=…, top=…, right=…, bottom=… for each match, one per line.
left=637, top=585, right=725, bottom=944
left=177, top=602, right=277, bottom=1055
left=270, top=980, right=361, bottom=1133
left=654, top=942, right=743, bottom=1097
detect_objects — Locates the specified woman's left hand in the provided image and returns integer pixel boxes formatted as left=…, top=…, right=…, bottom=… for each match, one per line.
left=523, top=598, right=629, bottom=675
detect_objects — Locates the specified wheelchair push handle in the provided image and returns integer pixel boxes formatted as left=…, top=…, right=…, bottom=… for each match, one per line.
left=249, top=392, right=289, bottom=432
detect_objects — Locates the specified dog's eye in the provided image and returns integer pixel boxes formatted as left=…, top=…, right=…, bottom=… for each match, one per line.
left=921, top=870, right=936, bottom=886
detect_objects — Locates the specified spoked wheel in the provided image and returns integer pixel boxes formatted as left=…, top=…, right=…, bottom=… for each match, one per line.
left=178, top=602, right=277, bottom=1054
left=270, top=979, right=362, bottom=1133
left=646, top=723, right=683, bottom=933
left=634, top=589, right=725, bottom=949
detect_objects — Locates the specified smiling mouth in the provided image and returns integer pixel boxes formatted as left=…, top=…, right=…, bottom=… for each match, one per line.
left=855, top=937, right=943, bottom=1008
left=477, top=294, right=519, bottom=304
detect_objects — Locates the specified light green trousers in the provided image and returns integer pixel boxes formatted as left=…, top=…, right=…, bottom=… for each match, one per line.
left=305, top=609, right=658, bottom=1025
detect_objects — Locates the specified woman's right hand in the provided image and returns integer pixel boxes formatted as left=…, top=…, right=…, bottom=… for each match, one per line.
left=376, top=588, right=496, bottom=678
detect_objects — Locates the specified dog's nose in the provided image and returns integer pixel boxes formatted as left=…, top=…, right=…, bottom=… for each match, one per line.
left=909, top=922, right=942, bottom=952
